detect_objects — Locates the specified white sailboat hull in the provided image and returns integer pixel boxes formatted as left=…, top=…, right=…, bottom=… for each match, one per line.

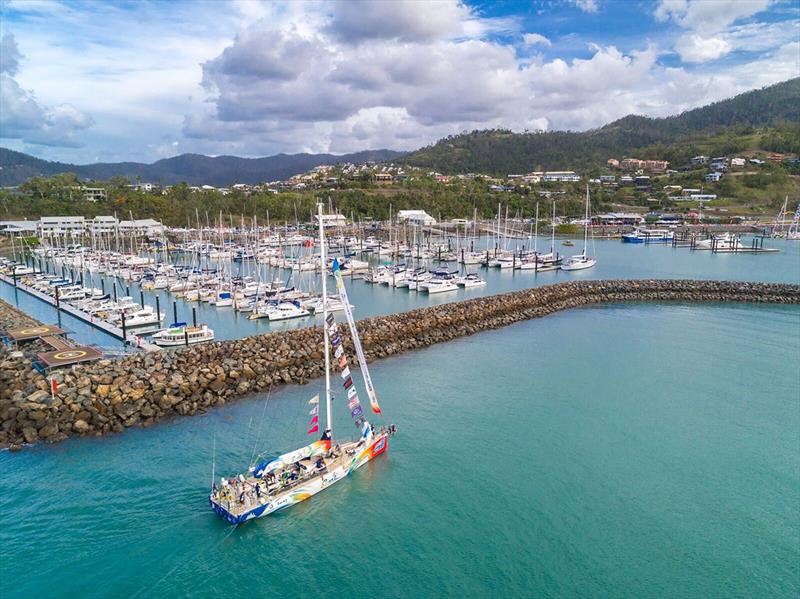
left=561, top=257, right=597, bottom=271
left=209, top=434, right=388, bottom=525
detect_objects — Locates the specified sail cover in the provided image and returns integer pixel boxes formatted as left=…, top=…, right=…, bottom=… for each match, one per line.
left=331, top=259, right=382, bottom=415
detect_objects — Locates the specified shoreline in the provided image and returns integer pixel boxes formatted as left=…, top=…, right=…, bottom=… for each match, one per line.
left=2, top=279, right=799, bottom=449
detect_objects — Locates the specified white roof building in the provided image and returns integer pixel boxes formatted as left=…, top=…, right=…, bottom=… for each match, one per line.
left=38, top=216, right=86, bottom=236
left=88, top=215, right=119, bottom=234
left=397, top=210, right=437, bottom=226
left=118, top=218, right=165, bottom=236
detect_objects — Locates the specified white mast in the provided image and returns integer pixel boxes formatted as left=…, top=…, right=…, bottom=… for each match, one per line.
left=582, top=184, right=590, bottom=257
left=317, top=202, right=333, bottom=439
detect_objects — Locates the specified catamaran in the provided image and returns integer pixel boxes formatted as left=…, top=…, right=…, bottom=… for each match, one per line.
left=209, top=204, right=394, bottom=525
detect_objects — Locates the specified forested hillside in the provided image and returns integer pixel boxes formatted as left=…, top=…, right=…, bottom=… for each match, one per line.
left=401, top=78, right=800, bottom=174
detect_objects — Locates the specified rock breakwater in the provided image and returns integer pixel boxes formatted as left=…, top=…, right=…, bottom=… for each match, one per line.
left=2, top=280, right=798, bottom=449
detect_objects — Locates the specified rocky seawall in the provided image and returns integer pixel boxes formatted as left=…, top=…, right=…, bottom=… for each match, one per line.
left=2, top=279, right=798, bottom=449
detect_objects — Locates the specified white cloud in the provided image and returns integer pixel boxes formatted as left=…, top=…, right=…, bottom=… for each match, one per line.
left=676, top=34, right=731, bottom=63
left=654, top=0, right=776, bottom=64
left=327, top=0, right=470, bottom=43
left=568, top=0, right=599, bottom=14
left=523, top=33, right=551, bottom=47
left=0, top=33, right=93, bottom=147
left=655, top=0, right=771, bottom=33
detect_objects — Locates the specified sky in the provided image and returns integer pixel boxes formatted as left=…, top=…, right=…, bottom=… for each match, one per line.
left=0, top=0, right=798, bottom=164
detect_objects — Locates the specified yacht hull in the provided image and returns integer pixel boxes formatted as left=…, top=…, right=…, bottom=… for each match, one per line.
left=210, top=434, right=388, bottom=525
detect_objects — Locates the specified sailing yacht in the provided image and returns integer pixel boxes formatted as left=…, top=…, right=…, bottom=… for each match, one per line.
left=561, top=185, right=597, bottom=271
left=209, top=204, right=393, bottom=525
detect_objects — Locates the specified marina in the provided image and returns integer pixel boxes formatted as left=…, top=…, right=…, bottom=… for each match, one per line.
left=1, top=231, right=794, bottom=349
left=1, top=1, right=799, bottom=594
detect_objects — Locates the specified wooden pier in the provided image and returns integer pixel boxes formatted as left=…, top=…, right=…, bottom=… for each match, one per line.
left=0, top=272, right=160, bottom=351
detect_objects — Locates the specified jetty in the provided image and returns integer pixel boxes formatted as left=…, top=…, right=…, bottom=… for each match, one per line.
left=0, top=272, right=159, bottom=351
left=1, top=279, right=798, bottom=449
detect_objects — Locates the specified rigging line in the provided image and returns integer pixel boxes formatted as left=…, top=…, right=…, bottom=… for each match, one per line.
left=248, top=382, right=273, bottom=469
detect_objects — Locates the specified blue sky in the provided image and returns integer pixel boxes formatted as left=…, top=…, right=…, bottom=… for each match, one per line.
left=1, top=0, right=798, bottom=164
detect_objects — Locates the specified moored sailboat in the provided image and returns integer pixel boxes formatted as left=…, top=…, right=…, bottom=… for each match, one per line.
left=561, top=185, right=597, bottom=272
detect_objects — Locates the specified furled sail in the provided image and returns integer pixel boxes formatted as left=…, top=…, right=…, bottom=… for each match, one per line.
left=252, top=439, right=331, bottom=478
left=331, top=258, right=382, bottom=415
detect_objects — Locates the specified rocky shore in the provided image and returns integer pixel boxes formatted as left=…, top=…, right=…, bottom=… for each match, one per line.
left=2, top=279, right=798, bottom=449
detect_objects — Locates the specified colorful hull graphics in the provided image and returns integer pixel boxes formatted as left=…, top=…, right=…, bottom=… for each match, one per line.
left=210, top=434, right=389, bottom=525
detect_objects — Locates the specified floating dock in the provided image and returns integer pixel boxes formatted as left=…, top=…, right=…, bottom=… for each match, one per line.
left=0, top=272, right=160, bottom=351
left=3, top=323, right=105, bottom=368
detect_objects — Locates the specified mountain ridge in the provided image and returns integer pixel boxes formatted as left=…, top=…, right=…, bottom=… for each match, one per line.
left=0, top=148, right=405, bottom=187
left=2, top=77, right=798, bottom=185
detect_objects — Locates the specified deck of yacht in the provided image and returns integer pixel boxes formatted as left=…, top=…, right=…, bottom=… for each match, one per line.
left=211, top=438, right=367, bottom=517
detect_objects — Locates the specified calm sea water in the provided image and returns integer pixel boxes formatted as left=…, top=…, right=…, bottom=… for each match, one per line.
left=2, top=237, right=799, bottom=347
left=1, top=241, right=799, bottom=597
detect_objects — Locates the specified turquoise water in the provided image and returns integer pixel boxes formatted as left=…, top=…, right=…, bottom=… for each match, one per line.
left=3, top=237, right=799, bottom=346
left=1, top=239, right=799, bottom=597
left=1, top=302, right=798, bottom=597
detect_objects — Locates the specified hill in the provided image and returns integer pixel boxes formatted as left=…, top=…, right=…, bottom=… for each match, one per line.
left=401, top=78, right=800, bottom=174
left=0, top=148, right=405, bottom=187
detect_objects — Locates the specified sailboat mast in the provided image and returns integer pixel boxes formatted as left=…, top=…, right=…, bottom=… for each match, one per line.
left=317, top=202, right=333, bottom=439
left=583, top=184, right=590, bottom=255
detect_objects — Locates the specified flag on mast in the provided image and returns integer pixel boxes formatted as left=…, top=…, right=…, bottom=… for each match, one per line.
left=308, top=394, right=319, bottom=405
left=332, top=258, right=382, bottom=415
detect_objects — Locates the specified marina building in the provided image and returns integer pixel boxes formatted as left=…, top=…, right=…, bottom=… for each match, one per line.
left=0, top=220, right=38, bottom=237
left=118, top=219, right=165, bottom=236
left=592, top=213, right=644, bottom=226
left=88, top=216, right=119, bottom=235
left=397, top=210, right=436, bottom=226
left=38, top=216, right=86, bottom=237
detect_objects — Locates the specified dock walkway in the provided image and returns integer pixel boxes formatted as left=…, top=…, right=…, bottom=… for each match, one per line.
left=0, top=272, right=160, bottom=351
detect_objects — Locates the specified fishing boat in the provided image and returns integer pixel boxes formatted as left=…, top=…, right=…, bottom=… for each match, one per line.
left=562, top=185, right=597, bottom=271
left=152, top=323, right=215, bottom=347
left=562, top=240, right=574, bottom=246
left=209, top=204, right=394, bottom=525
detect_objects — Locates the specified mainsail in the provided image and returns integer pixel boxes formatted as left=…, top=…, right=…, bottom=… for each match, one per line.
left=331, top=258, right=382, bottom=414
